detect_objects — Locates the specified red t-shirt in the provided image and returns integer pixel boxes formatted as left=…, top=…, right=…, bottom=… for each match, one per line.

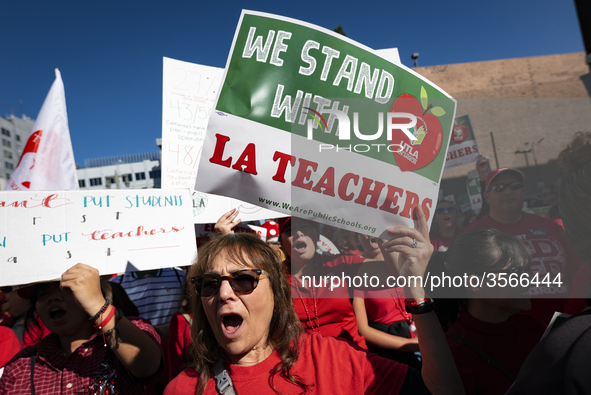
left=168, top=311, right=193, bottom=381
left=164, top=332, right=409, bottom=395
left=287, top=254, right=367, bottom=348
left=429, top=232, right=453, bottom=252
left=0, top=327, right=20, bottom=368
left=446, top=309, right=546, bottom=395
left=463, top=212, right=585, bottom=324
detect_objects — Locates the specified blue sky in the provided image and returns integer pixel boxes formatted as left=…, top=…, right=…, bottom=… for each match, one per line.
left=0, top=0, right=584, bottom=167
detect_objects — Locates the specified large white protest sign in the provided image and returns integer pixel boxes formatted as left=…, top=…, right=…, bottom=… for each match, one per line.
left=194, top=223, right=267, bottom=247
left=162, top=57, right=286, bottom=224
left=195, top=11, right=456, bottom=237
left=445, top=115, right=480, bottom=169
left=0, top=189, right=196, bottom=287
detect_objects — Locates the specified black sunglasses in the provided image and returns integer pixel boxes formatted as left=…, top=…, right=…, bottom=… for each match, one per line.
left=487, top=181, right=524, bottom=193
left=435, top=207, right=457, bottom=215
left=190, top=269, right=263, bottom=297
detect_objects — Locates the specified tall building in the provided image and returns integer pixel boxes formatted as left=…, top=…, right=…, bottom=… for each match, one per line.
left=0, top=114, right=35, bottom=189
left=76, top=152, right=161, bottom=190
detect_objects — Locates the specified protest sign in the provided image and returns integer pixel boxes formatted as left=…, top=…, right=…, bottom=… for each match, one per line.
left=195, top=11, right=456, bottom=237
left=467, top=170, right=483, bottom=213
left=162, top=57, right=286, bottom=224
left=0, top=189, right=196, bottom=287
left=457, top=193, right=472, bottom=213
left=445, top=115, right=479, bottom=169
left=194, top=222, right=267, bottom=247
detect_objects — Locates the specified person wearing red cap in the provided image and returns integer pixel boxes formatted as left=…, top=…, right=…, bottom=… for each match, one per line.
left=463, top=165, right=584, bottom=325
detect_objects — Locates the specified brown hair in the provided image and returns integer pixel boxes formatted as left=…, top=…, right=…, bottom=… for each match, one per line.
left=187, top=233, right=309, bottom=395
left=558, top=131, right=591, bottom=262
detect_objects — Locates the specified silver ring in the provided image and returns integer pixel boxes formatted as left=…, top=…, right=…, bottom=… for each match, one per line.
left=408, top=238, right=418, bottom=248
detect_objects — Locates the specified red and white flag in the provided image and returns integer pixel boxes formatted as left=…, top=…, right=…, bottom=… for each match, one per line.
left=5, top=69, right=78, bottom=191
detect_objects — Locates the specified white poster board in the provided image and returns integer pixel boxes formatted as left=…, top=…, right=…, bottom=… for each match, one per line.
left=0, top=189, right=197, bottom=287
left=162, top=57, right=286, bottom=224
left=194, top=11, right=456, bottom=238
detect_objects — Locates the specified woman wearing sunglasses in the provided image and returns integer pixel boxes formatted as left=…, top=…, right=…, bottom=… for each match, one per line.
left=164, top=207, right=464, bottom=395
left=429, top=200, right=460, bottom=252
left=430, top=228, right=545, bottom=395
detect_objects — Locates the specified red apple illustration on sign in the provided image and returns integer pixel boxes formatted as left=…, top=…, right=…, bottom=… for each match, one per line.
left=452, top=123, right=470, bottom=143
left=390, top=88, right=445, bottom=172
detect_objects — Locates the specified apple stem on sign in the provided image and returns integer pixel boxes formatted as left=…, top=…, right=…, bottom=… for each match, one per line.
left=424, top=103, right=433, bottom=115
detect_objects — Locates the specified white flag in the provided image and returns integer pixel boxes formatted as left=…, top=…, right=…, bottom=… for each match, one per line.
left=5, top=69, right=78, bottom=191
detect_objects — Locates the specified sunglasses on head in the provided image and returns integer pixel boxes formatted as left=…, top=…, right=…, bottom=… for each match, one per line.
left=487, top=181, right=524, bottom=193
left=190, top=269, right=263, bottom=297
left=435, top=207, right=457, bottom=215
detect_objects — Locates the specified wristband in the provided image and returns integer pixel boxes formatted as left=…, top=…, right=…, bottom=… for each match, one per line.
left=405, top=297, right=435, bottom=315
left=89, top=299, right=110, bottom=321
left=94, top=304, right=116, bottom=329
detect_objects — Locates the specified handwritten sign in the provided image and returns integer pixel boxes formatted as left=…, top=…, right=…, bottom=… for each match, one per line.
left=0, top=189, right=196, bottom=287
left=445, top=115, right=479, bottom=168
left=194, top=11, right=456, bottom=237
left=162, top=57, right=287, bottom=224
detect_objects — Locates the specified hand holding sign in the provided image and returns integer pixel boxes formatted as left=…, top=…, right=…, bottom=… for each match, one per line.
left=379, top=206, right=432, bottom=300
left=60, top=263, right=105, bottom=318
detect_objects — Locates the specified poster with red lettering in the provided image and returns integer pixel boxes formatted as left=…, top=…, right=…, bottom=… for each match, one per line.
left=0, top=189, right=196, bottom=287
left=444, top=115, right=479, bottom=169
left=195, top=11, right=456, bottom=237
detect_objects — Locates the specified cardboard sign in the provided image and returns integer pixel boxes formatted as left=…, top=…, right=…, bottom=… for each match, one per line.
left=445, top=115, right=479, bottom=169
left=0, top=189, right=197, bottom=287
left=466, top=170, right=483, bottom=213
left=457, top=193, right=472, bottom=213
left=162, top=57, right=286, bottom=224
left=195, top=11, right=456, bottom=237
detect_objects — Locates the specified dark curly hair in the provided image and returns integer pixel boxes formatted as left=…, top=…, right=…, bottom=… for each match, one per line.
left=187, top=233, right=310, bottom=395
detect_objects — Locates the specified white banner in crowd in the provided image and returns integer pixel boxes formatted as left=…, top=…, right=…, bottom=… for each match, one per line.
left=445, top=114, right=479, bottom=169
left=194, top=11, right=456, bottom=237
left=162, top=57, right=286, bottom=224
left=0, top=189, right=197, bottom=287
left=6, top=69, right=78, bottom=191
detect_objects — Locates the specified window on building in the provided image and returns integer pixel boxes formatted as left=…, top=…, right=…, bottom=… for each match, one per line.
left=78, top=179, right=86, bottom=188
left=106, top=177, right=116, bottom=184
left=149, top=169, right=161, bottom=179
left=5, top=162, right=13, bottom=170
left=122, top=174, right=132, bottom=183
left=2, top=139, right=11, bottom=148
left=135, top=172, right=146, bottom=180
left=4, top=150, right=12, bottom=159
left=1, top=128, right=10, bottom=137
left=15, top=135, right=20, bottom=142
left=89, top=177, right=102, bottom=186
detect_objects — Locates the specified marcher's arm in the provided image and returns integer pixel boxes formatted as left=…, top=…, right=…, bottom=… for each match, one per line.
left=352, top=297, right=419, bottom=352
left=379, top=207, right=464, bottom=395
left=60, top=264, right=162, bottom=378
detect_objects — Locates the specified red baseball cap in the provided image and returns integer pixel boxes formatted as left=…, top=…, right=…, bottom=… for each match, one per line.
left=485, top=167, right=525, bottom=192
left=277, top=217, right=291, bottom=235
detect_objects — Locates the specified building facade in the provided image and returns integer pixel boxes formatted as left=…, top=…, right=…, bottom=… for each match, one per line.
left=0, top=114, right=35, bottom=189
left=76, top=152, right=161, bottom=190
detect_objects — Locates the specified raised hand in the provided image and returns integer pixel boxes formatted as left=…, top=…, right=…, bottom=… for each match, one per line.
left=214, top=208, right=241, bottom=235
left=60, top=263, right=106, bottom=318
left=379, top=206, right=433, bottom=300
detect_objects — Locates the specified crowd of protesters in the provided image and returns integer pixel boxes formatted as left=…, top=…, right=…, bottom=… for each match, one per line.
left=1, top=132, right=590, bottom=394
